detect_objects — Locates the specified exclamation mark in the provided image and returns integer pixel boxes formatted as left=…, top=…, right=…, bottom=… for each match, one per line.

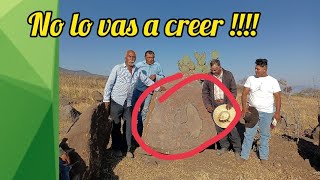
left=229, top=12, right=261, bottom=37
left=243, top=13, right=253, bottom=37
left=251, top=13, right=261, bottom=37
left=237, top=13, right=246, bottom=37
left=229, top=13, right=239, bottom=37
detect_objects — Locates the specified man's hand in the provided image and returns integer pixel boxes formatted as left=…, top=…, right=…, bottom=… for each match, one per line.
left=104, top=102, right=110, bottom=110
left=226, top=104, right=232, bottom=110
left=241, top=108, right=248, bottom=118
left=206, top=106, right=213, bottom=113
left=149, top=74, right=156, bottom=81
left=274, top=112, right=281, bottom=122
left=60, top=153, right=70, bottom=164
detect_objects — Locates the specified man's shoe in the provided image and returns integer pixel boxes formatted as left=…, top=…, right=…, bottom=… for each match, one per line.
left=114, top=150, right=122, bottom=157
left=126, top=151, right=134, bottom=158
left=216, top=148, right=227, bottom=156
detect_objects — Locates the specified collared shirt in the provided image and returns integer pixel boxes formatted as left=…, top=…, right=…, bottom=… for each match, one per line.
left=213, top=71, right=224, bottom=100
left=103, top=63, right=157, bottom=106
left=134, top=61, right=165, bottom=92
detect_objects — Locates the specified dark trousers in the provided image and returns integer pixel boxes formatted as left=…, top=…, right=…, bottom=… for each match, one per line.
left=215, top=124, right=242, bottom=153
left=110, top=99, right=132, bottom=152
left=212, top=102, right=242, bottom=153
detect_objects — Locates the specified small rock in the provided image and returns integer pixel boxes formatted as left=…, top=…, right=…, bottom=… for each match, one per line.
left=60, top=105, right=81, bottom=122
left=276, top=163, right=282, bottom=167
left=92, top=91, right=103, bottom=102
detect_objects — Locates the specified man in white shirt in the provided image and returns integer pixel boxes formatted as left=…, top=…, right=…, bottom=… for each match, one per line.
left=103, top=50, right=165, bottom=158
left=240, top=59, right=281, bottom=163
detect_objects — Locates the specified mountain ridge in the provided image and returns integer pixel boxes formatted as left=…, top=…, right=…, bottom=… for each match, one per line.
left=59, top=67, right=107, bottom=77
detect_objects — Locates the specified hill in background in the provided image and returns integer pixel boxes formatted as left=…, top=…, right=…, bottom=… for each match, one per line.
left=60, top=67, right=107, bottom=78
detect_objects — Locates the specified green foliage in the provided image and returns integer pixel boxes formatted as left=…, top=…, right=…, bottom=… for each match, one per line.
left=194, top=52, right=206, bottom=66
left=211, top=50, right=219, bottom=60
left=177, top=50, right=219, bottom=74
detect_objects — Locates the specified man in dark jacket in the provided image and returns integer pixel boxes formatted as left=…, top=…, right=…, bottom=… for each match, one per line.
left=202, top=59, right=241, bottom=159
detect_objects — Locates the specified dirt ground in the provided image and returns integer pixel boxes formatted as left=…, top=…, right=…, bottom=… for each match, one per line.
left=100, top=134, right=320, bottom=180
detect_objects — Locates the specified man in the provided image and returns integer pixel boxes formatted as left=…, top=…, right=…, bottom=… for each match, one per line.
left=103, top=50, right=165, bottom=158
left=240, top=59, right=281, bottom=163
left=131, top=50, right=165, bottom=137
left=202, top=59, right=241, bottom=159
left=59, top=147, right=71, bottom=180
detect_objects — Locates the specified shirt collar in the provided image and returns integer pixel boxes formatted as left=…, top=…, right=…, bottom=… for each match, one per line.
left=213, top=69, right=223, bottom=79
left=143, top=61, right=155, bottom=65
left=123, top=62, right=136, bottom=69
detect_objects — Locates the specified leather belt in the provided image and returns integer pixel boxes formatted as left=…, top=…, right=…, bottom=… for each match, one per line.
left=215, top=99, right=224, bottom=103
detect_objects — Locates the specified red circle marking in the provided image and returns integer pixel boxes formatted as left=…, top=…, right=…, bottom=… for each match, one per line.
left=132, top=72, right=241, bottom=160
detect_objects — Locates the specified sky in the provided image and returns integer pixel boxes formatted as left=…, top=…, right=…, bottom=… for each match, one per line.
left=59, top=0, right=320, bottom=87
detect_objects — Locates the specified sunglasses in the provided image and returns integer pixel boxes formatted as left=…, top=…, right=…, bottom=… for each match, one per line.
left=255, top=59, right=268, bottom=66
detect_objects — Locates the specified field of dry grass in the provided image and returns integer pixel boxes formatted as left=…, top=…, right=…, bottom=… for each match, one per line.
left=59, top=72, right=107, bottom=112
left=59, top=72, right=320, bottom=130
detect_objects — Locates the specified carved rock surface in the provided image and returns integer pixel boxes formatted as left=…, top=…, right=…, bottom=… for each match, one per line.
left=143, top=76, right=217, bottom=154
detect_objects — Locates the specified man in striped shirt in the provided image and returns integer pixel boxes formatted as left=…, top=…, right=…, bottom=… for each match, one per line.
left=103, top=50, right=165, bottom=158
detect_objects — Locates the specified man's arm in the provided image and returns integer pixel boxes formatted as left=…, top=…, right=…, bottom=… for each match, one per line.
left=138, top=70, right=165, bottom=91
left=241, top=87, right=250, bottom=117
left=103, top=65, right=118, bottom=106
left=202, top=80, right=213, bottom=112
left=155, top=63, right=165, bottom=81
left=229, top=73, right=237, bottom=98
left=226, top=72, right=237, bottom=109
left=273, top=91, right=281, bottom=121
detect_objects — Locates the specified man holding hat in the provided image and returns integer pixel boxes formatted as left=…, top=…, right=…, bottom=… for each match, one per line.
left=202, top=59, right=241, bottom=159
left=240, top=59, right=281, bottom=163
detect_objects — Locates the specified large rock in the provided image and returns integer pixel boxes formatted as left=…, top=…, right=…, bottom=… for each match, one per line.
left=142, top=76, right=217, bottom=154
left=65, top=102, right=111, bottom=179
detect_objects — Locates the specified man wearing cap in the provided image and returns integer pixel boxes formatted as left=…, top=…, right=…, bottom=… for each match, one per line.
left=131, top=50, right=165, bottom=138
left=103, top=50, right=166, bottom=158
left=202, top=59, right=241, bottom=159
left=240, top=58, right=281, bottom=163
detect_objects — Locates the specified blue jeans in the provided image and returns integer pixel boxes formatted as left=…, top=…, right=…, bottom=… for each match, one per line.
left=241, top=111, right=273, bottom=160
left=131, top=88, right=153, bottom=136
left=59, top=158, right=71, bottom=180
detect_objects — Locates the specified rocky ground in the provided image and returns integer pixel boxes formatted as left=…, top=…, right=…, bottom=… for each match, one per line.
left=100, top=134, right=320, bottom=180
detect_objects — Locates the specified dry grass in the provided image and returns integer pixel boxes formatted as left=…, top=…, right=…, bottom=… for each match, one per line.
left=281, top=95, right=319, bottom=129
left=59, top=72, right=107, bottom=112
left=59, top=73, right=320, bottom=132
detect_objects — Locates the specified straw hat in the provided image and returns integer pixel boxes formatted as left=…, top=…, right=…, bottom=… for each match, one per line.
left=243, top=106, right=259, bottom=128
left=213, top=104, right=236, bottom=128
